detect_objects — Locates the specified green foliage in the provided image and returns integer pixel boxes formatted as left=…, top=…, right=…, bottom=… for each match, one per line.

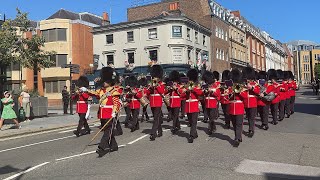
left=0, top=8, right=55, bottom=69
left=314, top=64, right=320, bottom=77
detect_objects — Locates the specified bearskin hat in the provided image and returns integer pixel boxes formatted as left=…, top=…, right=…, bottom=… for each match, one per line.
left=257, top=71, right=268, bottom=80
left=138, top=77, right=148, bottom=87
left=229, top=69, right=242, bottom=84
left=222, top=70, right=230, bottom=82
left=287, top=71, right=294, bottom=80
left=267, top=69, right=278, bottom=81
left=187, top=69, right=199, bottom=82
left=126, top=75, right=138, bottom=88
left=276, top=69, right=284, bottom=80
left=202, top=71, right=214, bottom=85
left=150, top=65, right=163, bottom=79
left=283, top=71, right=290, bottom=81
left=242, top=67, right=255, bottom=81
left=169, top=70, right=180, bottom=82
left=179, top=73, right=186, bottom=78
left=212, top=71, right=220, bottom=81
left=100, top=67, right=117, bottom=86
left=76, top=76, right=89, bottom=88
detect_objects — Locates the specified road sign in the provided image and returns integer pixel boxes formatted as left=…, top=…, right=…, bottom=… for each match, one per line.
left=61, top=63, right=80, bottom=74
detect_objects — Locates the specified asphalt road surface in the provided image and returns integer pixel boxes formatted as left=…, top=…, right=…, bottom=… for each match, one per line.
left=1, top=87, right=320, bottom=180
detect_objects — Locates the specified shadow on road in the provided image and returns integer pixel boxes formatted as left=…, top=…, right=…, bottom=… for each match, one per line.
left=264, top=173, right=320, bottom=180
left=294, top=103, right=320, bottom=116
left=0, top=165, right=21, bottom=175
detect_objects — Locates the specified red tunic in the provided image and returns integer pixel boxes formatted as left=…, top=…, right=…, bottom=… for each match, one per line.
left=229, top=90, right=248, bottom=115
left=205, top=83, right=221, bottom=109
left=288, top=81, right=297, bottom=97
left=271, top=82, right=281, bottom=104
left=146, top=82, right=165, bottom=107
left=72, top=91, right=89, bottom=114
left=167, top=84, right=183, bottom=108
left=181, top=85, right=203, bottom=113
left=279, top=81, right=289, bottom=101
left=126, top=88, right=143, bottom=109
left=220, top=87, right=232, bottom=105
left=243, top=81, right=260, bottom=108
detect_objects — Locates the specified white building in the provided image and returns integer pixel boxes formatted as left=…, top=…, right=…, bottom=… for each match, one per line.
left=92, top=13, right=211, bottom=72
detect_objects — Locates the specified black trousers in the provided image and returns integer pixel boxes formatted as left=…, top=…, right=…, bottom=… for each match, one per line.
left=76, top=113, right=90, bottom=132
left=245, top=108, right=257, bottom=131
left=200, top=100, right=208, bottom=121
left=130, top=109, right=140, bottom=127
left=216, top=103, right=220, bottom=119
left=230, top=114, right=243, bottom=140
left=270, top=103, right=279, bottom=123
left=151, top=107, right=162, bottom=135
left=278, top=100, right=286, bottom=120
left=99, top=118, right=118, bottom=150
left=124, top=106, right=131, bottom=125
left=116, top=114, right=123, bottom=135
left=290, top=96, right=295, bottom=114
left=167, top=106, right=172, bottom=121
left=221, top=104, right=230, bottom=125
left=258, top=105, right=269, bottom=126
left=142, top=105, right=149, bottom=120
left=285, top=98, right=290, bottom=116
left=206, top=108, right=217, bottom=131
left=63, top=101, right=69, bottom=114
left=180, top=100, right=186, bottom=117
left=170, top=107, right=180, bottom=129
left=187, top=112, right=198, bottom=137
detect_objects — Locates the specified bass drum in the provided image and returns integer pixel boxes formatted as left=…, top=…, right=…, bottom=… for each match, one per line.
left=139, top=96, right=150, bottom=107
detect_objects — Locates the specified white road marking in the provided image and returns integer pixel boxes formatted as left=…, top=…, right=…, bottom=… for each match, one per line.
left=235, top=159, right=320, bottom=177
left=0, top=135, right=74, bottom=153
left=58, top=124, right=100, bottom=134
left=3, top=162, right=50, bottom=180
left=127, top=135, right=148, bottom=145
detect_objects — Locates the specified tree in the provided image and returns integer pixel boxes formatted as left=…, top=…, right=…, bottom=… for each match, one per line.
left=314, top=64, right=320, bottom=79
left=0, top=8, right=55, bottom=91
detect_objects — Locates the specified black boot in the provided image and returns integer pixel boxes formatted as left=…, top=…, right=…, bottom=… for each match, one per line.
left=224, top=123, right=231, bottom=129
left=171, top=128, right=177, bottom=134
left=248, top=130, right=254, bottom=138
left=233, top=139, right=241, bottom=147
left=261, top=124, right=269, bottom=131
left=157, top=130, right=163, bottom=137
left=73, top=130, right=80, bottom=137
left=150, top=134, right=156, bottom=141
left=188, top=136, right=194, bottom=143
left=96, top=147, right=110, bottom=157
left=271, top=121, right=278, bottom=125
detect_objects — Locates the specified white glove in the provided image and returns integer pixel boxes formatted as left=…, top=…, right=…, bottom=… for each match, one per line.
left=80, top=87, right=88, bottom=92
left=112, top=112, right=116, bottom=118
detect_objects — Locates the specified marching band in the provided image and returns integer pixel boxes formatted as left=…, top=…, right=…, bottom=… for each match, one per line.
left=71, top=65, right=297, bottom=156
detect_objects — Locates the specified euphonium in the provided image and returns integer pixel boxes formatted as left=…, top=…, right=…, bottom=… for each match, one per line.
left=233, top=83, right=244, bottom=94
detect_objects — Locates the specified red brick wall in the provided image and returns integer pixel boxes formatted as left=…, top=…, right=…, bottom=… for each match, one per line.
left=71, top=23, right=94, bottom=80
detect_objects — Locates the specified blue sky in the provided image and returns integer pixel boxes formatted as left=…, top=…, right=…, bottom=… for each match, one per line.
left=0, top=0, right=319, bottom=44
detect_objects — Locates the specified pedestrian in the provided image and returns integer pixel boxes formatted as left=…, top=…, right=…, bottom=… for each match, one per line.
left=62, top=86, right=70, bottom=114
left=0, top=91, right=21, bottom=130
left=20, top=87, right=32, bottom=122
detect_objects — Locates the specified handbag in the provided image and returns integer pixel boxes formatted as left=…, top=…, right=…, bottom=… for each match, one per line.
left=18, top=107, right=26, bottom=121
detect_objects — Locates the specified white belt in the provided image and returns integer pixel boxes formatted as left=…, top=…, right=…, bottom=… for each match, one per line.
left=170, top=96, right=180, bottom=98
left=249, top=95, right=256, bottom=98
left=186, top=99, right=198, bottom=102
left=205, top=97, right=216, bottom=100
left=132, top=98, right=138, bottom=101
left=230, top=100, right=242, bottom=103
left=100, top=105, right=113, bottom=108
left=77, top=101, right=86, bottom=103
left=150, top=94, right=161, bottom=97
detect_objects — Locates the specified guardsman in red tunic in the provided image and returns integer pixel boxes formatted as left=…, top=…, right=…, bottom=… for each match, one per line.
left=257, top=71, right=273, bottom=131
left=91, top=67, right=121, bottom=156
left=202, top=71, right=221, bottom=135
left=283, top=71, right=291, bottom=118
left=146, top=65, right=165, bottom=141
left=114, top=76, right=124, bottom=135
left=166, top=71, right=183, bottom=134
left=179, top=73, right=187, bottom=120
left=125, top=75, right=143, bottom=132
left=277, top=70, right=288, bottom=121
left=138, top=77, right=150, bottom=122
left=181, top=69, right=203, bottom=143
left=268, top=69, right=280, bottom=125
left=228, top=69, right=248, bottom=147
left=212, top=71, right=221, bottom=120
left=220, top=70, right=231, bottom=129
left=287, top=71, right=297, bottom=115
left=72, top=76, right=91, bottom=137
left=242, top=67, right=260, bottom=138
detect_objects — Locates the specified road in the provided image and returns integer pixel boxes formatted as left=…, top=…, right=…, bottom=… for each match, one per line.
left=1, top=87, right=320, bottom=180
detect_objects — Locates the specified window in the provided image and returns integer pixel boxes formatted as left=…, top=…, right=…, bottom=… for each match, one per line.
left=216, top=49, right=219, bottom=59
left=222, top=50, right=225, bottom=60
left=172, top=26, right=182, bottom=37
left=107, top=54, right=114, bottom=65
left=221, top=30, right=224, bottom=39
left=128, top=52, right=134, bottom=64
left=195, top=31, right=199, bottom=43
left=187, top=49, right=191, bottom=60
left=215, top=27, right=218, bottom=37
left=149, top=50, right=158, bottom=61
left=12, top=63, right=20, bottom=71
left=49, top=54, right=68, bottom=67
left=225, top=32, right=228, bottom=41
left=106, top=34, right=114, bottom=44
left=127, top=31, right=134, bottom=42
left=45, top=80, right=66, bottom=93
left=42, top=28, right=67, bottom=42
left=148, top=28, right=157, bottom=39
left=203, top=35, right=206, bottom=46
left=219, top=49, right=222, bottom=60
left=187, top=28, right=191, bottom=41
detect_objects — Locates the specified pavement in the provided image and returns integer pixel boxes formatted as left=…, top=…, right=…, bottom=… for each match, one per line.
left=0, top=86, right=320, bottom=180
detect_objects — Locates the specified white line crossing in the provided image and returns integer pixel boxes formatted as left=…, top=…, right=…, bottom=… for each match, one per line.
left=3, top=162, right=50, bottom=180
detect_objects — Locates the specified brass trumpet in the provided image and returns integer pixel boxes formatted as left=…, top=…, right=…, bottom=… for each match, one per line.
left=233, top=83, right=246, bottom=94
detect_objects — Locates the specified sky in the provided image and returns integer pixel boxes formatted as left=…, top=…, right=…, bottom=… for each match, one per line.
left=0, top=0, right=319, bottom=44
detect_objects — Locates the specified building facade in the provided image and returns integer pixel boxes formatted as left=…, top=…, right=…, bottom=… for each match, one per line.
left=93, top=13, right=211, bottom=71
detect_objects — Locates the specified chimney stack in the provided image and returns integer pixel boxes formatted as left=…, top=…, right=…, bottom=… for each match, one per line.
left=102, top=12, right=110, bottom=26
